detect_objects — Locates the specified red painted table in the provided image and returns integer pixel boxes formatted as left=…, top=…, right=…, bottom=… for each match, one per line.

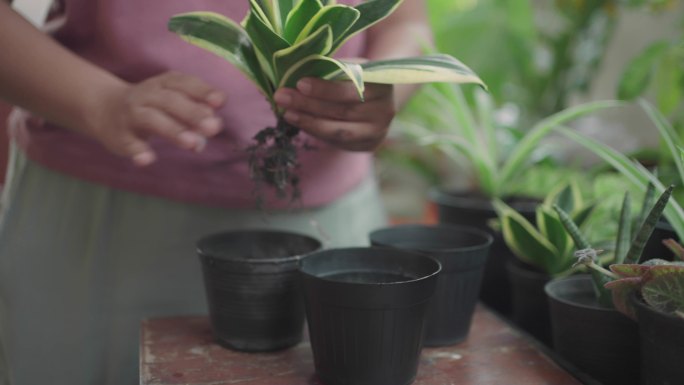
left=140, top=305, right=582, bottom=385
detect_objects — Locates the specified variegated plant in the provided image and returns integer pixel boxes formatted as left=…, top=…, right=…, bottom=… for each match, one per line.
left=493, top=180, right=595, bottom=276
left=168, top=0, right=484, bottom=202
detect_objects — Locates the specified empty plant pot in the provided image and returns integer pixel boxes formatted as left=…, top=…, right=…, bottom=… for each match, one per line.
left=196, top=229, right=321, bottom=352
left=369, top=223, right=492, bottom=346
left=300, top=247, right=441, bottom=385
left=545, top=275, right=640, bottom=385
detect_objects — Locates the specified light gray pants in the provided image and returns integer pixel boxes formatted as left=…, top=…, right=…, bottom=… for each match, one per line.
left=0, top=150, right=387, bottom=385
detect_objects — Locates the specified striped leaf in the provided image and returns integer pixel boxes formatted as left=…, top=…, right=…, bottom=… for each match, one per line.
left=614, top=192, right=632, bottom=264
left=273, top=25, right=333, bottom=83
left=295, top=5, right=360, bottom=48
left=338, top=0, right=404, bottom=47
left=494, top=200, right=560, bottom=274
left=279, top=55, right=364, bottom=100
left=641, top=100, right=684, bottom=193
left=167, top=12, right=271, bottom=96
left=249, top=0, right=275, bottom=30
left=642, top=270, right=684, bottom=315
left=244, top=10, right=290, bottom=81
left=501, top=100, right=624, bottom=187
left=337, top=54, right=485, bottom=86
left=284, top=0, right=323, bottom=43
left=625, top=185, right=674, bottom=264
left=553, top=204, right=591, bottom=250
left=634, top=182, right=656, bottom=237
left=537, top=206, right=572, bottom=266
left=558, top=127, right=684, bottom=242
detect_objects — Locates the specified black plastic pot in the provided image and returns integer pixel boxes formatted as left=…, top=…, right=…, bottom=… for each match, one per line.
left=300, top=247, right=441, bottom=385
left=369, top=224, right=492, bottom=346
left=429, top=188, right=539, bottom=316
left=642, top=220, right=678, bottom=262
left=507, top=259, right=552, bottom=346
left=196, top=230, right=322, bottom=352
left=545, top=275, right=640, bottom=385
left=633, top=294, right=684, bottom=385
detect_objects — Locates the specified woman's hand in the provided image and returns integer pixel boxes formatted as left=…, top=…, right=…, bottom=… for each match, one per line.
left=273, top=78, right=395, bottom=152
left=88, top=71, right=225, bottom=166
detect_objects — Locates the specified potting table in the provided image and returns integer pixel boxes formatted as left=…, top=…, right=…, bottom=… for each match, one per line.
left=140, top=305, right=583, bottom=385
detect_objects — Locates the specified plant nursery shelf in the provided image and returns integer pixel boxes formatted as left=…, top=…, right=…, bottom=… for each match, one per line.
left=140, top=305, right=583, bottom=385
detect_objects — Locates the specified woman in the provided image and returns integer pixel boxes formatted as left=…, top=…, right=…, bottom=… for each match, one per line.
left=0, top=1, right=431, bottom=384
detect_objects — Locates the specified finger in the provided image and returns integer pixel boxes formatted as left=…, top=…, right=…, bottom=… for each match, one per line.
left=131, top=106, right=207, bottom=151
left=296, top=78, right=392, bottom=102
left=143, top=89, right=223, bottom=136
left=107, top=132, right=157, bottom=166
left=160, top=71, right=226, bottom=108
left=274, top=89, right=361, bottom=122
left=283, top=111, right=387, bottom=151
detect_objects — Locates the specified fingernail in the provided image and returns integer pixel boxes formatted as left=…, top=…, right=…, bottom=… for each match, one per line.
left=133, top=152, right=155, bottom=166
left=284, top=111, right=299, bottom=123
left=274, top=92, right=292, bottom=106
left=178, top=131, right=201, bottom=148
left=297, top=79, right=312, bottom=95
left=194, top=136, right=207, bottom=152
left=198, top=117, right=222, bottom=135
left=206, top=91, right=225, bottom=107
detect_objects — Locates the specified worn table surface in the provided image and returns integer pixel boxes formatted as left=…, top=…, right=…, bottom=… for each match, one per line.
left=141, top=305, right=581, bottom=385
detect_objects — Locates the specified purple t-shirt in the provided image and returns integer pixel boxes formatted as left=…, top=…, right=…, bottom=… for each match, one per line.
left=19, top=0, right=371, bottom=208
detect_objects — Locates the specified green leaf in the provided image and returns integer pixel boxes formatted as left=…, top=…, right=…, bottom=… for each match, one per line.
left=354, top=54, right=486, bottom=86
left=558, top=127, right=684, bottom=245
left=295, top=5, right=360, bottom=50
left=615, top=192, right=632, bottom=264
left=553, top=204, right=591, bottom=250
left=640, top=100, right=684, bottom=187
left=168, top=12, right=271, bottom=96
left=655, top=49, right=683, bottom=116
left=642, top=270, right=684, bottom=315
left=537, top=206, right=571, bottom=266
left=494, top=200, right=560, bottom=274
left=249, top=0, right=276, bottom=30
left=284, top=0, right=323, bottom=44
left=277, top=0, right=296, bottom=31
left=572, top=205, right=595, bottom=228
left=273, top=25, right=333, bottom=84
left=338, top=0, right=404, bottom=46
left=279, top=55, right=364, bottom=100
left=625, top=185, right=673, bottom=264
left=634, top=182, right=656, bottom=236
left=501, top=100, right=624, bottom=187
left=617, top=41, right=669, bottom=100
left=243, top=10, right=291, bottom=80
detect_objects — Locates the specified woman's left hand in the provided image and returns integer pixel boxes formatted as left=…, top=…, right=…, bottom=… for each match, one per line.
left=274, top=78, right=395, bottom=152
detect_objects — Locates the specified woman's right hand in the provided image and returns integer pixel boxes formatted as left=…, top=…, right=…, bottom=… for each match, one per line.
left=86, top=71, right=226, bottom=166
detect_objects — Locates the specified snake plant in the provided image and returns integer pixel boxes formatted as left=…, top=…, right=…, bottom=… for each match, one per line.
left=168, top=0, right=485, bottom=202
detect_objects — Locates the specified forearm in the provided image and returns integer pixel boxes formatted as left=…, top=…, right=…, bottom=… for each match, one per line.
left=0, top=3, right=126, bottom=135
left=364, top=0, right=432, bottom=109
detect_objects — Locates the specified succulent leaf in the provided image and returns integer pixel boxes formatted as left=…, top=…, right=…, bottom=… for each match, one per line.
left=295, top=5, right=360, bottom=47
left=354, top=54, right=484, bottom=85
left=273, top=25, right=333, bottom=83
left=614, top=192, right=632, bottom=264
left=625, top=185, right=674, bottom=264
left=284, top=0, right=324, bottom=43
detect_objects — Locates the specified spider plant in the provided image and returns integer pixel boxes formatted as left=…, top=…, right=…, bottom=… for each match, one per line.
left=168, top=0, right=485, bottom=203
left=558, top=100, right=684, bottom=241
left=398, top=83, right=623, bottom=198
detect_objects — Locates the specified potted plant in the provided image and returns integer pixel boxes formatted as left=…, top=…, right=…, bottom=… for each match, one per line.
left=574, top=238, right=684, bottom=385
left=545, top=184, right=674, bottom=385
left=493, top=180, right=594, bottom=345
left=559, top=100, right=684, bottom=257
left=167, top=0, right=485, bottom=204
left=394, top=84, right=621, bottom=314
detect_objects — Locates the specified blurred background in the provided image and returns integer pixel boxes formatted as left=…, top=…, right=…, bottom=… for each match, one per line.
left=377, top=0, right=684, bottom=222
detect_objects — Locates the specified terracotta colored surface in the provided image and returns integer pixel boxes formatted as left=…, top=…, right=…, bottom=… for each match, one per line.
left=141, top=305, right=582, bottom=385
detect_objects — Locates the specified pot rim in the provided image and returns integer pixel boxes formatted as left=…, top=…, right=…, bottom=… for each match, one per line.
left=428, top=187, right=540, bottom=213
left=299, top=247, right=442, bottom=287
left=631, top=291, right=684, bottom=323
left=196, top=229, right=322, bottom=264
left=369, top=223, right=493, bottom=253
left=544, top=274, right=616, bottom=312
